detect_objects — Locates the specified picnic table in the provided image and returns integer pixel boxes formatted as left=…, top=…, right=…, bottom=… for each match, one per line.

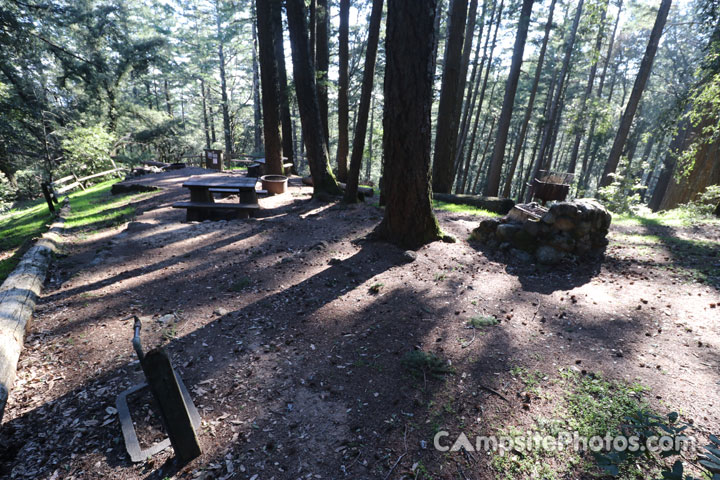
left=172, top=175, right=261, bottom=221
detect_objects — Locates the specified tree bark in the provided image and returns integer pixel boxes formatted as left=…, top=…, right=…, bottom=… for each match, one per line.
left=256, top=0, right=284, bottom=175
left=501, top=0, right=556, bottom=198
left=566, top=0, right=609, bottom=178
left=484, top=0, right=535, bottom=196
left=431, top=0, right=469, bottom=193
left=529, top=0, right=584, bottom=193
left=336, top=0, right=350, bottom=182
left=200, top=79, right=211, bottom=149
left=344, top=0, right=383, bottom=203
left=600, top=0, right=672, bottom=188
left=252, top=2, right=262, bottom=154
left=649, top=120, right=688, bottom=211
left=286, top=0, right=342, bottom=196
left=215, top=0, right=233, bottom=158
left=271, top=0, right=295, bottom=172
left=316, top=0, right=330, bottom=144
left=376, top=0, right=442, bottom=248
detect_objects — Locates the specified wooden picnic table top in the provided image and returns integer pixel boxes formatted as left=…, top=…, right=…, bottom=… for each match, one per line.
left=183, top=175, right=258, bottom=189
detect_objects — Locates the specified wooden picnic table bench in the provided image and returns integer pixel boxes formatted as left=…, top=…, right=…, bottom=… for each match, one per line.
left=172, top=175, right=261, bottom=221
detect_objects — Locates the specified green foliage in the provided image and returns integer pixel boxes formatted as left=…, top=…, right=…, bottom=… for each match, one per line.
left=0, top=172, right=16, bottom=209
left=598, top=157, right=648, bottom=214
left=467, top=315, right=499, bottom=327
left=60, top=125, right=116, bottom=177
left=14, top=169, right=43, bottom=201
left=401, top=351, right=453, bottom=379
left=432, top=200, right=501, bottom=217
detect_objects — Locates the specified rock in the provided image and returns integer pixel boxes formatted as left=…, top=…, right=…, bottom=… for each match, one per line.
left=313, top=241, right=329, bottom=251
left=214, top=307, right=229, bottom=316
left=470, top=218, right=500, bottom=242
left=510, top=249, right=533, bottom=263
left=496, top=223, right=524, bottom=242
left=549, top=202, right=579, bottom=218
left=157, top=314, right=175, bottom=324
left=401, top=250, right=418, bottom=263
left=536, top=245, right=563, bottom=265
left=541, top=211, right=555, bottom=224
left=554, top=216, right=576, bottom=231
left=549, top=232, right=576, bottom=252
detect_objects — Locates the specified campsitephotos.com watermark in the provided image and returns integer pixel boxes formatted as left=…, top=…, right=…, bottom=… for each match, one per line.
left=434, top=430, right=696, bottom=455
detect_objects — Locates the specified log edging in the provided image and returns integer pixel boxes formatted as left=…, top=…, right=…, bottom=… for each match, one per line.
left=0, top=198, right=68, bottom=422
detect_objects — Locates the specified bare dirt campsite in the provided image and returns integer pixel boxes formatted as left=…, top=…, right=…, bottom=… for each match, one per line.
left=0, top=169, right=719, bottom=480
left=2, top=0, right=720, bottom=479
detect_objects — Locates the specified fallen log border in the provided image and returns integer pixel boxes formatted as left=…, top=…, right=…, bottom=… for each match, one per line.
left=0, top=199, right=68, bottom=422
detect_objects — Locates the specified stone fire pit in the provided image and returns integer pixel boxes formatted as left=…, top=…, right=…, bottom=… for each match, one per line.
left=470, top=199, right=612, bottom=264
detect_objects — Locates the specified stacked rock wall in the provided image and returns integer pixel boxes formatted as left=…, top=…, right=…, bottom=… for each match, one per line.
left=471, top=199, right=612, bottom=264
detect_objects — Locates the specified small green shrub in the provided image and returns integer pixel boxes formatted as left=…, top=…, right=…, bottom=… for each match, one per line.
left=401, top=350, right=453, bottom=379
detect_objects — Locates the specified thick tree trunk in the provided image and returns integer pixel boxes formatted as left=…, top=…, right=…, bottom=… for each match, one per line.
left=286, top=0, right=342, bottom=196
left=336, top=0, right=350, bottom=182
left=376, top=0, right=442, bottom=248
left=344, top=0, right=383, bottom=203
left=501, top=0, right=556, bottom=198
left=484, top=0, right=535, bottom=196
left=256, top=0, right=284, bottom=175
left=600, top=0, right=672, bottom=188
left=271, top=0, right=295, bottom=172
left=431, top=0, right=469, bottom=193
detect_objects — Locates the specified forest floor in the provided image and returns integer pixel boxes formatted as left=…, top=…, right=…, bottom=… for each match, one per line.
left=1, top=168, right=719, bottom=480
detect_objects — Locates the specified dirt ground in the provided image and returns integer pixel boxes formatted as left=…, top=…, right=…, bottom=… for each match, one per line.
left=1, top=168, right=719, bottom=480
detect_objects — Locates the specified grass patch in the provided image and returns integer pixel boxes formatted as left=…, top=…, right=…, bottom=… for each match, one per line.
left=613, top=206, right=720, bottom=228
left=490, top=369, right=661, bottom=479
left=432, top=200, right=501, bottom=217
left=0, top=199, right=55, bottom=283
left=467, top=315, right=498, bottom=328
left=64, top=180, right=155, bottom=231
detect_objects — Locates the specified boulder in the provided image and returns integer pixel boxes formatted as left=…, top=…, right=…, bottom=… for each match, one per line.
left=536, top=245, right=563, bottom=265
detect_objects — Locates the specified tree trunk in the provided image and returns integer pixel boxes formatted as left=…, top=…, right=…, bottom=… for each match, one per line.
left=164, top=79, right=173, bottom=117
left=501, top=0, right=556, bottom=198
left=256, top=0, right=284, bottom=175
left=286, top=0, right=342, bottom=196
left=530, top=0, right=584, bottom=190
left=200, top=79, right=211, bottom=149
left=453, top=0, right=487, bottom=181
left=457, top=0, right=503, bottom=190
left=316, top=0, right=329, bottom=144
left=649, top=120, right=689, bottom=211
left=365, top=94, right=376, bottom=182
left=376, top=0, right=442, bottom=248
left=336, top=0, right=350, bottom=182
left=578, top=0, right=623, bottom=193
left=566, top=0, right=609, bottom=177
left=344, top=0, right=383, bottom=203
left=271, top=0, right=295, bottom=172
left=460, top=76, right=498, bottom=193
left=431, top=0, right=469, bottom=193
left=252, top=2, right=262, bottom=154
left=600, top=0, right=672, bottom=188
left=215, top=0, right=233, bottom=158
left=484, top=0, right=535, bottom=196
